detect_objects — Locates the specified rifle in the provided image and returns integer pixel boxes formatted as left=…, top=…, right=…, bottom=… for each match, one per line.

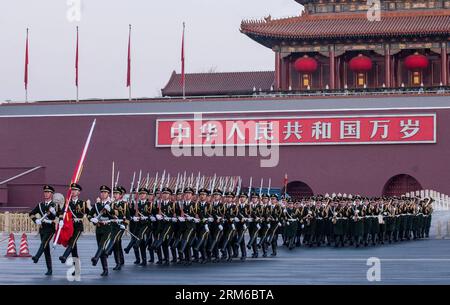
left=259, top=178, right=263, bottom=197
left=152, top=172, right=159, bottom=195
left=114, top=171, right=120, bottom=188
left=128, top=171, right=136, bottom=204
left=248, top=177, right=253, bottom=198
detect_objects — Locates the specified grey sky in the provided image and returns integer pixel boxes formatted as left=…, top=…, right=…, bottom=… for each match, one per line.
left=0, top=0, right=303, bottom=102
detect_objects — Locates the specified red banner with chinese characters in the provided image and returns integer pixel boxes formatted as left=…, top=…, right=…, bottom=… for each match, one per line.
left=156, top=114, right=436, bottom=147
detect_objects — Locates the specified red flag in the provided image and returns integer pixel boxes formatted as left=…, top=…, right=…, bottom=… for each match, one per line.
left=75, top=26, right=79, bottom=87
left=180, top=22, right=185, bottom=89
left=54, top=120, right=97, bottom=247
left=24, top=28, right=29, bottom=90
left=127, top=25, right=131, bottom=87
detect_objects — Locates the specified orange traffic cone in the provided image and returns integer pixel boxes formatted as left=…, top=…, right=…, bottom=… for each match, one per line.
left=5, top=233, right=17, bottom=257
left=18, top=233, right=31, bottom=257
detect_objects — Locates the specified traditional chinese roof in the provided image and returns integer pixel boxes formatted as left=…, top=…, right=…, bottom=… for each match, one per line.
left=161, top=71, right=275, bottom=97
left=241, top=9, right=450, bottom=48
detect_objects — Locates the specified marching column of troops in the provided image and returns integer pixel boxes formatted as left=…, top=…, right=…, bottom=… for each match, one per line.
left=29, top=181, right=433, bottom=276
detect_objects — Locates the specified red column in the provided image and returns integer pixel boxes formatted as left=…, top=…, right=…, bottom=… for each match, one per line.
left=442, top=43, right=448, bottom=86
left=329, top=47, right=335, bottom=89
left=385, top=45, right=391, bottom=87
left=275, top=52, right=282, bottom=90
left=284, top=57, right=291, bottom=90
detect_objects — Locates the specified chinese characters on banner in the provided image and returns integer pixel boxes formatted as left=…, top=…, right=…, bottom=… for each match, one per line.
left=156, top=114, right=436, bottom=147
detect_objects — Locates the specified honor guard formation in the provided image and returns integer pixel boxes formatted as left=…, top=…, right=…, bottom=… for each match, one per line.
left=28, top=173, right=434, bottom=276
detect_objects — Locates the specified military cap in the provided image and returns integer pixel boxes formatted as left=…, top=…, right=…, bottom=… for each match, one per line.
left=138, top=187, right=149, bottom=194
left=270, top=194, right=279, bottom=200
left=184, top=187, right=194, bottom=194
left=43, top=185, right=55, bottom=193
left=251, top=192, right=259, bottom=198
left=213, top=188, right=223, bottom=195
left=119, top=186, right=127, bottom=194
left=261, top=193, right=269, bottom=199
left=161, top=187, right=173, bottom=194
left=113, top=186, right=122, bottom=194
left=239, top=193, right=248, bottom=198
left=224, top=191, right=235, bottom=197
left=176, top=189, right=183, bottom=195
left=198, top=188, right=210, bottom=195
left=99, top=185, right=111, bottom=193
left=70, top=183, right=82, bottom=191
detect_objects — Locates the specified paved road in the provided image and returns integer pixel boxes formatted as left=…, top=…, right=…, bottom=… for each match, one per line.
left=1, top=236, right=449, bottom=285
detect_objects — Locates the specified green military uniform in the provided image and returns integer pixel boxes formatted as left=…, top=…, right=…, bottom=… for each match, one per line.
left=29, top=185, right=60, bottom=275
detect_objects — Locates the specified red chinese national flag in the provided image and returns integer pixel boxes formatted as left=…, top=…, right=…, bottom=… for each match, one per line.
left=180, top=22, right=185, bottom=87
left=24, top=28, right=29, bottom=90
left=75, top=26, right=79, bottom=87
left=57, top=206, right=74, bottom=247
left=127, top=25, right=131, bottom=87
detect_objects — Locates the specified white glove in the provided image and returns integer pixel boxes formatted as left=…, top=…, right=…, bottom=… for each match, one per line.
left=43, top=219, right=53, bottom=224
left=172, top=217, right=177, bottom=222
left=218, top=224, right=223, bottom=231
left=49, top=207, right=56, bottom=215
left=150, top=216, right=156, bottom=222
left=186, top=216, right=193, bottom=221
left=286, top=221, right=290, bottom=226
left=278, top=222, right=282, bottom=227
left=91, top=218, right=99, bottom=224
left=141, top=216, right=148, bottom=220
left=243, top=224, right=247, bottom=230
left=59, top=220, right=64, bottom=227
left=96, top=197, right=101, bottom=203
left=301, top=224, right=305, bottom=229
left=231, top=224, right=236, bottom=230
left=132, top=216, right=140, bottom=222
left=248, top=218, right=253, bottom=223
left=194, top=218, right=200, bottom=223
left=178, top=217, right=185, bottom=222
left=164, top=216, right=170, bottom=221
left=156, top=214, right=163, bottom=220
left=256, top=224, right=261, bottom=230
left=119, top=225, right=125, bottom=230
left=104, top=204, right=111, bottom=212
left=35, top=219, right=42, bottom=225
left=234, top=217, right=239, bottom=222
left=205, top=224, right=209, bottom=232
left=208, top=217, right=214, bottom=223
left=267, top=224, right=271, bottom=229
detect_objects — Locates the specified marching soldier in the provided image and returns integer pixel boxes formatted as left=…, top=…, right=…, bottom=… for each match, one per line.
left=157, top=187, right=175, bottom=265
left=58, top=183, right=88, bottom=266
left=179, top=187, right=196, bottom=265
left=124, top=188, right=141, bottom=264
left=29, top=185, right=60, bottom=275
left=235, top=193, right=250, bottom=261
left=258, top=193, right=271, bottom=257
left=171, top=189, right=185, bottom=264
left=221, top=191, right=238, bottom=261
left=133, top=187, right=151, bottom=266
left=88, top=185, right=115, bottom=276
left=208, top=188, right=225, bottom=263
left=105, top=186, right=130, bottom=270
left=194, top=188, right=212, bottom=264
left=247, top=192, right=261, bottom=258
left=267, top=194, right=282, bottom=256
left=283, top=198, right=299, bottom=250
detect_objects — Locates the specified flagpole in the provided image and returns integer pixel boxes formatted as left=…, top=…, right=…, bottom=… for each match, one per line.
left=127, top=24, right=132, bottom=101
left=53, top=119, right=97, bottom=248
left=75, top=26, right=79, bottom=102
left=24, top=28, right=29, bottom=103
left=181, top=22, right=186, bottom=100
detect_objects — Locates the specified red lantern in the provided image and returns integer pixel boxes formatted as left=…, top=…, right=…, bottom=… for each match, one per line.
left=404, top=53, right=429, bottom=71
left=349, top=54, right=373, bottom=72
left=294, top=55, right=318, bottom=73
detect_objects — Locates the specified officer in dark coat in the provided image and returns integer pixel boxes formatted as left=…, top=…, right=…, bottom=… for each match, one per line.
left=58, top=183, right=88, bottom=264
left=88, top=185, right=114, bottom=276
left=106, top=186, right=130, bottom=270
left=29, top=185, right=60, bottom=275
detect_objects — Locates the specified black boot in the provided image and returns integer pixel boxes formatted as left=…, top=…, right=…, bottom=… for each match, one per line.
left=59, top=246, right=72, bottom=264
left=100, top=257, right=108, bottom=276
left=44, top=254, right=52, bottom=275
